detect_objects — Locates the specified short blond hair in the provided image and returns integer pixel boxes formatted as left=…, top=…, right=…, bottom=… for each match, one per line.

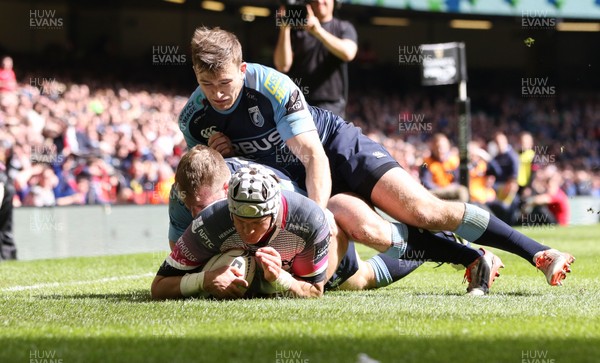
left=190, top=26, right=243, bottom=75
left=175, top=145, right=231, bottom=205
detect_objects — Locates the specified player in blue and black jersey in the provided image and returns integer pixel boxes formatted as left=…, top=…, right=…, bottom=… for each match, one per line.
left=178, top=26, right=574, bottom=289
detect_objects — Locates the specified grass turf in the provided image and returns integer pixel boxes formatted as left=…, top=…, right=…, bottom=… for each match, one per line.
left=1, top=225, right=599, bottom=363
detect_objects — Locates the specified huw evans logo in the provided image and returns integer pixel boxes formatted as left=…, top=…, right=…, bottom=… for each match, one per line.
left=29, top=350, right=63, bottom=363
left=290, top=78, right=310, bottom=96
left=521, top=78, right=556, bottom=97
left=398, top=113, right=432, bottom=134
left=521, top=350, right=555, bottom=363
left=521, top=11, right=556, bottom=30
left=152, top=45, right=187, bottom=66
left=275, top=350, right=309, bottom=363
left=398, top=46, right=432, bottom=66
left=522, top=145, right=557, bottom=166
left=30, top=10, right=63, bottom=29
left=275, top=9, right=309, bottom=28
left=30, top=77, right=64, bottom=97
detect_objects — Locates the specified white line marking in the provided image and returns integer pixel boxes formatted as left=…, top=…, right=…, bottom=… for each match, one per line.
left=1, top=273, right=154, bottom=292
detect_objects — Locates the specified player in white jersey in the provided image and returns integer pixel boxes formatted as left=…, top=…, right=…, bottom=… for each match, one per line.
left=152, top=165, right=330, bottom=299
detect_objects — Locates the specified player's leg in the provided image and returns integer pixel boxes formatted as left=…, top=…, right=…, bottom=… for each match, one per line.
left=324, top=218, right=348, bottom=284
left=327, top=123, right=573, bottom=286
left=328, top=192, right=502, bottom=294
left=370, top=167, right=574, bottom=286
left=326, top=241, right=422, bottom=291
left=324, top=221, right=422, bottom=291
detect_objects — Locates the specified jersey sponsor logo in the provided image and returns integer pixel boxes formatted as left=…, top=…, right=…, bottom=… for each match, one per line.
left=200, top=126, right=217, bottom=140
left=191, top=217, right=204, bottom=233
left=217, top=226, right=236, bottom=240
left=264, top=71, right=287, bottom=104
left=372, top=151, right=386, bottom=159
left=179, top=102, right=199, bottom=131
left=284, top=89, right=305, bottom=116
left=245, top=90, right=257, bottom=101
left=232, top=130, right=282, bottom=155
left=315, top=243, right=328, bottom=262
left=175, top=239, right=198, bottom=263
left=248, top=106, right=265, bottom=127
left=287, top=223, right=310, bottom=234
left=191, top=217, right=215, bottom=249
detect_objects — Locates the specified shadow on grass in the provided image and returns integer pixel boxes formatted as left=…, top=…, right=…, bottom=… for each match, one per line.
left=3, top=335, right=598, bottom=363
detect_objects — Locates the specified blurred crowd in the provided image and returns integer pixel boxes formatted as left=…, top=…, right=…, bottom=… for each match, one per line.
left=347, top=89, right=600, bottom=225
left=1, top=56, right=186, bottom=207
left=1, top=56, right=599, bottom=225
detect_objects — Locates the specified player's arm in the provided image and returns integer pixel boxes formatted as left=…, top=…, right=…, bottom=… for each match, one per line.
left=153, top=221, right=249, bottom=300
left=273, top=7, right=294, bottom=73
left=151, top=266, right=249, bottom=300
left=167, top=184, right=193, bottom=251
left=286, top=131, right=331, bottom=209
left=304, top=6, right=357, bottom=62
left=255, top=247, right=325, bottom=298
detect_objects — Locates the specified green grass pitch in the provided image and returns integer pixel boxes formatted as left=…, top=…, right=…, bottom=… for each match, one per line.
left=1, top=225, right=599, bottom=363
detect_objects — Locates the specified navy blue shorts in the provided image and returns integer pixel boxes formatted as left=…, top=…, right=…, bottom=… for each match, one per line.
left=325, top=242, right=360, bottom=291
left=324, top=120, right=400, bottom=200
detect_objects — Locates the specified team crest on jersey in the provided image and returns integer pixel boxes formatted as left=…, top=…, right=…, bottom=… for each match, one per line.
left=285, top=89, right=305, bottom=116
left=248, top=106, right=265, bottom=127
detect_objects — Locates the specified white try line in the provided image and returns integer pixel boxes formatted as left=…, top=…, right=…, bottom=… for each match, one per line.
left=1, top=273, right=155, bottom=292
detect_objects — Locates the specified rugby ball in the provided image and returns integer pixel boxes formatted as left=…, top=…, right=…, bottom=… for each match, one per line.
left=200, top=249, right=256, bottom=298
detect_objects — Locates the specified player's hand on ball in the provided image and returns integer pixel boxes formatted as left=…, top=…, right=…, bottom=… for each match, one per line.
left=255, top=247, right=283, bottom=283
left=204, top=265, right=249, bottom=299
left=208, top=132, right=234, bottom=157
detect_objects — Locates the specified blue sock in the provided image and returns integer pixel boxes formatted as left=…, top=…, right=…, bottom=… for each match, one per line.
left=367, top=254, right=422, bottom=288
left=455, top=203, right=548, bottom=265
left=383, top=222, right=408, bottom=259
left=403, top=227, right=482, bottom=267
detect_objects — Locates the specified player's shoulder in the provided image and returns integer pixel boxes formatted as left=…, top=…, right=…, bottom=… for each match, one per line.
left=244, top=62, right=296, bottom=104
left=281, top=190, right=326, bottom=225
left=198, top=199, right=229, bottom=219
left=178, top=86, right=208, bottom=127
left=189, top=199, right=235, bottom=241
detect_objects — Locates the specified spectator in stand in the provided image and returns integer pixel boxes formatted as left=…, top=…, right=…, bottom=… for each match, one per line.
left=517, top=131, right=537, bottom=193
left=574, top=170, right=594, bottom=196
left=420, top=133, right=469, bottom=202
left=486, top=132, right=521, bottom=225
left=522, top=166, right=570, bottom=226
left=0, top=60, right=598, bottom=211
left=23, top=164, right=58, bottom=207
left=273, top=0, right=357, bottom=117
left=0, top=56, right=17, bottom=102
left=468, top=141, right=496, bottom=206
left=54, top=154, right=81, bottom=206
